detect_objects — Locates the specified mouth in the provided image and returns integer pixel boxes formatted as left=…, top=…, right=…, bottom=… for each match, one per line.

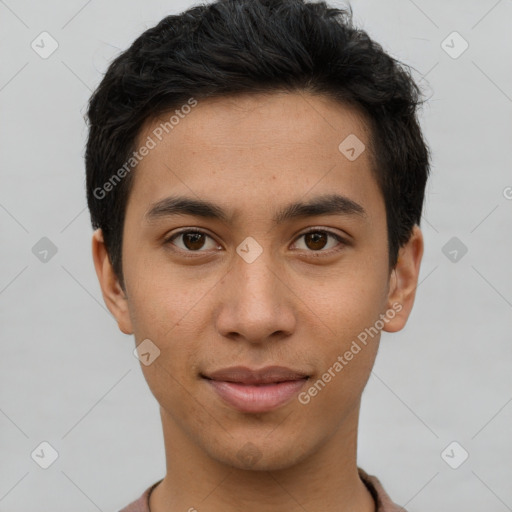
left=201, top=366, right=310, bottom=413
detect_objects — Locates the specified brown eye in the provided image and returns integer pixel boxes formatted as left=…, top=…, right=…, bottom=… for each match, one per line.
left=292, top=230, right=346, bottom=253
left=304, top=232, right=328, bottom=250
left=182, top=232, right=206, bottom=250
left=165, top=230, right=218, bottom=252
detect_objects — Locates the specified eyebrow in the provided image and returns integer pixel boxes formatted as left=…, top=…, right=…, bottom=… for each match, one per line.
left=144, top=193, right=367, bottom=225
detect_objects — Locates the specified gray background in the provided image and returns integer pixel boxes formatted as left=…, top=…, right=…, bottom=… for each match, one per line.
left=1, top=0, right=511, bottom=510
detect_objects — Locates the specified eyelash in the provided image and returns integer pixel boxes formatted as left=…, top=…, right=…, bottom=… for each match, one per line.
left=163, top=228, right=348, bottom=257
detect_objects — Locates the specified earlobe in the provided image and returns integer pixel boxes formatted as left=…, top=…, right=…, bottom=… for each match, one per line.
left=91, top=229, right=134, bottom=335
left=383, top=225, right=424, bottom=333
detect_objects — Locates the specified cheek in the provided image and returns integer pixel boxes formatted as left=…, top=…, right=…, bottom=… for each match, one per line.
left=299, top=329, right=379, bottom=420
left=136, top=325, right=201, bottom=422
left=294, top=263, right=387, bottom=402
left=123, top=265, right=205, bottom=403
left=296, top=259, right=389, bottom=337
left=124, top=250, right=209, bottom=338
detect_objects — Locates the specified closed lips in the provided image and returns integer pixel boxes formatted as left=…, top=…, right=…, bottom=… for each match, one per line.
left=203, top=369, right=310, bottom=413
left=201, top=365, right=310, bottom=384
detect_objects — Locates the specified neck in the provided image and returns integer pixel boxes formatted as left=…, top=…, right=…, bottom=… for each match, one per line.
left=150, top=402, right=375, bottom=512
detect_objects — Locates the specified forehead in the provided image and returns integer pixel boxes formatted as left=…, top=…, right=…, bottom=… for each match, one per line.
left=140, top=92, right=371, bottom=151
left=126, top=92, right=382, bottom=223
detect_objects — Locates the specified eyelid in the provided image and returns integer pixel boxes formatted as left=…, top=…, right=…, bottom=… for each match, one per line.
left=164, top=229, right=220, bottom=252
left=290, top=227, right=349, bottom=253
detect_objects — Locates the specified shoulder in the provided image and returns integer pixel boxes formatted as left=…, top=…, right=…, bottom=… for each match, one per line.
left=358, top=467, right=407, bottom=512
left=118, top=480, right=162, bottom=512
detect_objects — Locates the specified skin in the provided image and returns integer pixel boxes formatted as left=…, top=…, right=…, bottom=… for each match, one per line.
left=92, top=91, right=423, bottom=512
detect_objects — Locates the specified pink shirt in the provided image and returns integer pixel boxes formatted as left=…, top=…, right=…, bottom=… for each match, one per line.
left=119, top=468, right=406, bottom=512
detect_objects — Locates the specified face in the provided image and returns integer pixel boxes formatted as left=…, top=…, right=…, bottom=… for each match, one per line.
left=93, top=92, right=423, bottom=471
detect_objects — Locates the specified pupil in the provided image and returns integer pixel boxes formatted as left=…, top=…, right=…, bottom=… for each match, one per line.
left=306, top=232, right=326, bottom=250
left=185, top=233, right=204, bottom=250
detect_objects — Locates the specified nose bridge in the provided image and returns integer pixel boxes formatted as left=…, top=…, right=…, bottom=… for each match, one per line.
left=216, top=241, right=296, bottom=341
left=234, top=243, right=282, bottom=309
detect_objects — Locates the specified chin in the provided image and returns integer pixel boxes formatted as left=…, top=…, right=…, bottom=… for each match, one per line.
left=207, top=435, right=310, bottom=472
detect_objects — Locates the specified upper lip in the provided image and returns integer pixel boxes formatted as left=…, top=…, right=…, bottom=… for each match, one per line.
left=203, top=366, right=310, bottom=385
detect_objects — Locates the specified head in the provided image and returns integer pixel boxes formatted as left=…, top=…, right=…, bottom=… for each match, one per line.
left=87, top=0, right=429, bottom=471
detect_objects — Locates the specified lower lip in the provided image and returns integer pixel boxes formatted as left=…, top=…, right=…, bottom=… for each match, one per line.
left=205, top=378, right=309, bottom=413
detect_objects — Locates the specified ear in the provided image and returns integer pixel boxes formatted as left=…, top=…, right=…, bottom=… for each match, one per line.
left=91, top=229, right=134, bottom=335
left=382, top=225, right=424, bottom=333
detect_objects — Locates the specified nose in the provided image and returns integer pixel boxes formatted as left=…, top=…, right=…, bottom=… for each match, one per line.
left=215, top=248, right=297, bottom=345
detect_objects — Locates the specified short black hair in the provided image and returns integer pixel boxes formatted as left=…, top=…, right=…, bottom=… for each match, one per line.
left=85, top=0, right=430, bottom=290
